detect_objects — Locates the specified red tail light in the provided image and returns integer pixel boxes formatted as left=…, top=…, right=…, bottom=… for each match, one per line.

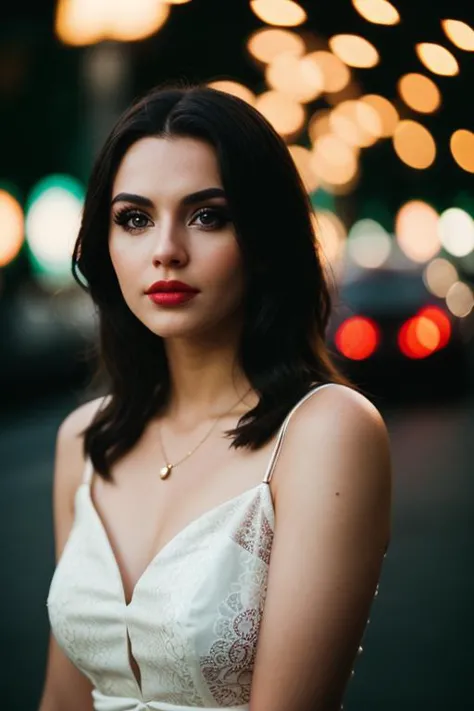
left=398, top=306, right=451, bottom=359
left=335, top=316, right=380, bottom=360
left=417, top=306, right=451, bottom=348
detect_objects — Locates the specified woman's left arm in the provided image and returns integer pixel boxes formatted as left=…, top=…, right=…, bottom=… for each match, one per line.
left=249, top=386, right=392, bottom=711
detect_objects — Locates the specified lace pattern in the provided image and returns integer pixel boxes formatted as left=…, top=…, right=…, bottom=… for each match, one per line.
left=199, top=492, right=274, bottom=705
left=230, top=488, right=274, bottom=565
left=200, top=567, right=266, bottom=705
left=48, top=483, right=275, bottom=709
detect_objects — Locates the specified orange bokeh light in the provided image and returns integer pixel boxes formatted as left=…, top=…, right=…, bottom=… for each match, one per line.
left=329, top=34, right=379, bottom=68
left=398, top=307, right=451, bottom=359
left=417, top=306, right=451, bottom=348
left=335, top=316, right=380, bottom=360
left=250, top=0, right=307, bottom=27
left=415, top=43, right=459, bottom=76
left=450, top=129, right=474, bottom=173
left=393, top=120, right=436, bottom=169
left=398, top=317, right=437, bottom=358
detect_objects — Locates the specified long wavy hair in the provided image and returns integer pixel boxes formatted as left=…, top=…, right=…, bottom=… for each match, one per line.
left=72, top=84, right=352, bottom=481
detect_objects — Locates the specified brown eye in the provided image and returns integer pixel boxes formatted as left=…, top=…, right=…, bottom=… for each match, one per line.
left=113, top=208, right=151, bottom=232
left=191, top=207, right=231, bottom=230
left=128, top=213, right=149, bottom=229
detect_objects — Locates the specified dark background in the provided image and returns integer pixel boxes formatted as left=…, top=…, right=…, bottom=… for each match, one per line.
left=1, top=1, right=473, bottom=709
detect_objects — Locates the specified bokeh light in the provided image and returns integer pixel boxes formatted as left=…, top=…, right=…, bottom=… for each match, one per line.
left=109, top=0, right=170, bottom=41
left=25, top=175, right=84, bottom=285
left=0, top=190, right=24, bottom=267
left=441, top=19, right=474, bottom=51
left=423, top=258, right=459, bottom=298
left=347, top=219, right=392, bottom=268
left=395, top=200, right=441, bottom=262
left=310, top=134, right=359, bottom=188
left=352, top=0, right=400, bottom=25
left=308, top=110, right=332, bottom=142
left=336, top=316, right=380, bottom=360
left=360, top=94, right=399, bottom=137
left=418, top=306, right=451, bottom=348
left=208, top=80, right=255, bottom=105
left=56, top=0, right=170, bottom=45
left=250, top=0, right=307, bottom=27
left=329, top=34, right=379, bottom=68
left=397, top=73, right=441, bottom=114
left=254, top=91, right=306, bottom=138
left=438, top=208, right=474, bottom=257
left=330, top=99, right=383, bottom=148
left=55, top=0, right=104, bottom=45
left=312, top=210, right=347, bottom=265
left=446, top=281, right=474, bottom=317
left=265, top=52, right=324, bottom=103
left=415, top=43, right=459, bottom=76
left=324, top=80, right=363, bottom=107
left=246, top=27, right=305, bottom=64
left=288, top=145, right=319, bottom=192
left=450, top=130, right=474, bottom=173
left=393, top=120, right=436, bottom=169
left=304, top=51, right=351, bottom=93
left=398, top=315, right=441, bottom=358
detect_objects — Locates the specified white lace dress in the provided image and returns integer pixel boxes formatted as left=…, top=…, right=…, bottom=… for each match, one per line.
left=47, top=383, right=335, bottom=711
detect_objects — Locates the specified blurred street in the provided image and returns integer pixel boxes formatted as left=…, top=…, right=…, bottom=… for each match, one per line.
left=2, top=0, right=474, bottom=708
left=0, top=388, right=472, bottom=710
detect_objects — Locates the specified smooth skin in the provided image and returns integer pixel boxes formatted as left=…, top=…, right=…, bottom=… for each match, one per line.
left=39, top=136, right=391, bottom=711
left=38, top=398, right=102, bottom=711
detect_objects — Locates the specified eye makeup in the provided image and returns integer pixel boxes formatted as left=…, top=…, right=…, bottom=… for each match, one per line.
left=111, top=204, right=232, bottom=233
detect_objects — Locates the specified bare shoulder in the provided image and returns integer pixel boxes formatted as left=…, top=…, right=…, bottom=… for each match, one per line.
left=58, top=394, right=109, bottom=445
left=273, top=382, right=392, bottom=546
left=249, top=383, right=392, bottom=709
left=283, top=383, right=390, bottom=481
left=294, top=382, right=389, bottom=442
left=54, top=395, right=108, bottom=528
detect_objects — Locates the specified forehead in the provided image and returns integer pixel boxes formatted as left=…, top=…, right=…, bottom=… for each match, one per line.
left=112, top=136, right=222, bottom=197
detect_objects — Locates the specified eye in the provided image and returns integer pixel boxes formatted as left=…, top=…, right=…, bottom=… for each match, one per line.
left=191, top=207, right=231, bottom=230
left=113, top=208, right=151, bottom=232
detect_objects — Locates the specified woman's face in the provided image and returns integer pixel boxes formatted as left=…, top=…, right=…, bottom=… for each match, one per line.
left=108, top=136, right=245, bottom=342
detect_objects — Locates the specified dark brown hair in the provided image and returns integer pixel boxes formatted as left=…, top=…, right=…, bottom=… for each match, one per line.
left=72, top=84, right=352, bottom=481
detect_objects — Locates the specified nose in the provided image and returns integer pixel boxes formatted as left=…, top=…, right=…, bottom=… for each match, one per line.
left=151, top=216, right=189, bottom=269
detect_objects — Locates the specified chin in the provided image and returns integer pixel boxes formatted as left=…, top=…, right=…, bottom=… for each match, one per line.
left=137, top=310, right=210, bottom=340
left=128, top=296, right=242, bottom=342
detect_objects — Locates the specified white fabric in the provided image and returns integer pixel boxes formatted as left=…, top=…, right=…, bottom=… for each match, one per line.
left=47, top=383, right=335, bottom=710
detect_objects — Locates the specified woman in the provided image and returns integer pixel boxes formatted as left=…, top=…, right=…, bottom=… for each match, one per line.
left=40, top=85, right=391, bottom=711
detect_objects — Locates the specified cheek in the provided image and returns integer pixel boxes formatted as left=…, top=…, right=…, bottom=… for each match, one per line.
left=108, top=242, right=139, bottom=302
left=205, top=241, right=244, bottom=287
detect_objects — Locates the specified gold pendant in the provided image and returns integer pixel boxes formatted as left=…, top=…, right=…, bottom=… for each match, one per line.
left=160, top=464, right=172, bottom=480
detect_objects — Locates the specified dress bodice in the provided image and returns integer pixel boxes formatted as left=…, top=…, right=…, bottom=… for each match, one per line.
left=46, top=383, right=335, bottom=710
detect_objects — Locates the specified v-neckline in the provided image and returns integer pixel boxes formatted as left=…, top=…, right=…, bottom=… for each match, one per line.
left=81, top=480, right=273, bottom=697
left=82, top=479, right=272, bottom=609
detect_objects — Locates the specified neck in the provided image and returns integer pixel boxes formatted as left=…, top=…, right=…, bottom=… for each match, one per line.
left=161, top=329, right=256, bottom=427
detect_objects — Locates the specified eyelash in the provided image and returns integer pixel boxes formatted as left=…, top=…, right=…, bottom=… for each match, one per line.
left=112, top=206, right=231, bottom=233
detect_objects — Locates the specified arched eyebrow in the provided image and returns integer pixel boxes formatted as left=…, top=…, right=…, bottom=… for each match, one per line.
left=111, top=188, right=226, bottom=208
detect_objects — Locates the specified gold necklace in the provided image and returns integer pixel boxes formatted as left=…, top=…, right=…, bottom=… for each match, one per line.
left=157, top=389, right=251, bottom=480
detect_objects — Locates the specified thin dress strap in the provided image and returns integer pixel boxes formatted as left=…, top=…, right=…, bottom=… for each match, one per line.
left=262, top=382, right=337, bottom=484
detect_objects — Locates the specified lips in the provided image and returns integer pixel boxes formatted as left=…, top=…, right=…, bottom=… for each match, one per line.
left=145, top=280, right=199, bottom=307
left=145, top=280, right=199, bottom=294
left=148, top=292, right=197, bottom=306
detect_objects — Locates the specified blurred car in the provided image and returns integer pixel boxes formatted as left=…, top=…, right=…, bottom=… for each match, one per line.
left=326, top=265, right=470, bottom=400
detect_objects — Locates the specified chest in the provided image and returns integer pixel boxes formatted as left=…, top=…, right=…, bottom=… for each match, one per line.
left=47, top=481, right=275, bottom=706
left=89, top=427, right=277, bottom=606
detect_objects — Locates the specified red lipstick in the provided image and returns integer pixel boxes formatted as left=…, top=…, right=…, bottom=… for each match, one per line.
left=145, top=280, right=199, bottom=307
